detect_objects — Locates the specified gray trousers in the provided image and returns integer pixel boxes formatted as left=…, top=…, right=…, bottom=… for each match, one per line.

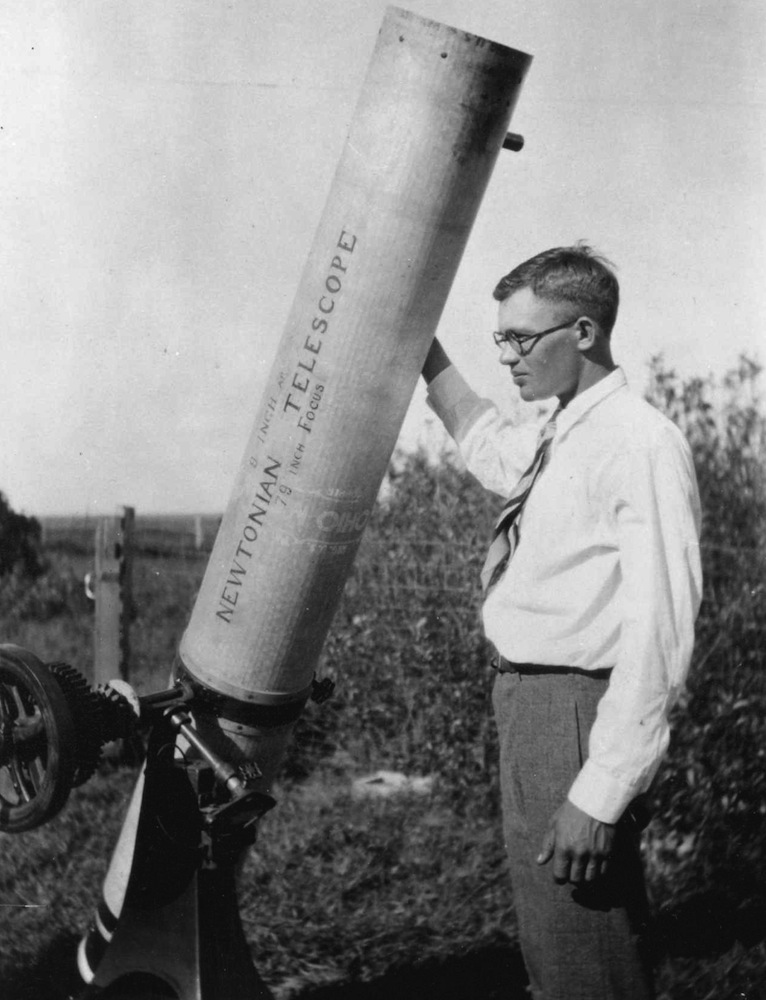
left=492, top=670, right=655, bottom=1000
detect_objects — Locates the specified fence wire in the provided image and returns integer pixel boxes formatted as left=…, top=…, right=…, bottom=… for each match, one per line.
left=42, top=519, right=765, bottom=630
left=115, top=537, right=765, bottom=631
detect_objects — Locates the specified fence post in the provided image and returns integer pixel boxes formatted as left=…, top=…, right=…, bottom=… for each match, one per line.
left=194, top=515, right=204, bottom=551
left=93, top=506, right=135, bottom=687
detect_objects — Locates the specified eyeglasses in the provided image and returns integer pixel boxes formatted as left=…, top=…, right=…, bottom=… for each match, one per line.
left=492, top=319, right=579, bottom=357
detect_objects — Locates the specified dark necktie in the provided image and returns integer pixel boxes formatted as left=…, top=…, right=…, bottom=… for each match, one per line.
left=480, top=411, right=559, bottom=594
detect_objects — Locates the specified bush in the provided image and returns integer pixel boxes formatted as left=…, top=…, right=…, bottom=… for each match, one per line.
left=0, top=491, right=43, bottom=579
left=645, top=353, right=766, bottom=561
left=0, top=491, right=78, bottom=623
left=643, top=356, right=766, bottom=986
left=0, top=564, right=85, bottom=623
left=287, top=452, right=499, bottom=806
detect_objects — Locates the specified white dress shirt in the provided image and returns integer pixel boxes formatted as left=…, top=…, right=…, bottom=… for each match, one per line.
left=427, top=365, right=702, bottom=824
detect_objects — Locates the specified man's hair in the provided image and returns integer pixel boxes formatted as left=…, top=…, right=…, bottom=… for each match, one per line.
left=493, top=244, right=620, bottom=336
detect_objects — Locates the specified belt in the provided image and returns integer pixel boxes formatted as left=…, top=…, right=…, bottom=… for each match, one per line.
left=493, top=655, right=613, bottom=680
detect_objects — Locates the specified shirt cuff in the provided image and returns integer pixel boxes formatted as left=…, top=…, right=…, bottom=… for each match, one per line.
left=426, top=365, right=493, bottom=441
left=567, top=759, right=643, bottom=825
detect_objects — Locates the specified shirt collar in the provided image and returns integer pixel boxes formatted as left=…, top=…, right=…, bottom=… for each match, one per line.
left=554, top=367, right=627, bottom=438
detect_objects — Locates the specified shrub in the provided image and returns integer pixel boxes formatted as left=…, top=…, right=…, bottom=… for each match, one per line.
left=0, top=564, right=85, bottom=623
left=287, top=452, right=498, bottom=806
left=644, top=356, right=766, bottom=976
left=0, top=491, right=43, bottom=579
left=0, top=492, right=79, bottom=623
left=645, top=353, right=766, bottom=562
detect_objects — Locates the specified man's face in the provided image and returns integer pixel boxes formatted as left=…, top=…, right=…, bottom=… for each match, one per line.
left=496, top=287, right=583, bottom=404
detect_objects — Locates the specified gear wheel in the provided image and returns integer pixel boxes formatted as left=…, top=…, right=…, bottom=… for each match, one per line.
left=0, top=645, right=78, bottom=832
left=97, top=682, right=141, bottom=742
left=47, top=662, right=105, bottom=786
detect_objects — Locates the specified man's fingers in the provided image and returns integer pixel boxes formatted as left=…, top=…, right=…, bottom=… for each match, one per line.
left=536, top=828, right=556, bottom=865
left=552, top=846, right=571, bottom=884
left=563, top=850, right=615, bottom=885
left=568, top=854, right=589, bottom=884
left=583, top=852, right=613, bottom=883
left=537, top=802, right=617, bottom=884
left=584, top=857, right=600, bottom=883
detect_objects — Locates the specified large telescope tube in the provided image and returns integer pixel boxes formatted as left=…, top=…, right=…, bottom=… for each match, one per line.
left=178, top=7, right=531, bottom=768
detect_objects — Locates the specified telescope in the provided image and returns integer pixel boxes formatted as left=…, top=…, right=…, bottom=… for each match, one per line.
left=0, top=8, right=531, bottom=997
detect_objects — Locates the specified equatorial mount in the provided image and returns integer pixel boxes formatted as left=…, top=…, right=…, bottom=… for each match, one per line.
left=0, top=643, right=275, bottom=836
left=0, top=642, right=281, bottom=998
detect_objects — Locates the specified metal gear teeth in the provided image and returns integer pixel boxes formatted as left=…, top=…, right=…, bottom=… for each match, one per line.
left=47, top=662, right=104, bottom=787
left=96, top=684, right=139, bottom=743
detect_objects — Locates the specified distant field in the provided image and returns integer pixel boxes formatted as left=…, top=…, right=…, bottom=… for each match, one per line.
left=40, top=513, right=223, bottom=556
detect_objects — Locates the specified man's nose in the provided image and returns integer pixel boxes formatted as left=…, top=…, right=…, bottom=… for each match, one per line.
left=499, top=342, right=520, bottom=365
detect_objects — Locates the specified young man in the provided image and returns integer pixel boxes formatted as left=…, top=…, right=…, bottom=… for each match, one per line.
left=422, top=246, right=702, bottom=999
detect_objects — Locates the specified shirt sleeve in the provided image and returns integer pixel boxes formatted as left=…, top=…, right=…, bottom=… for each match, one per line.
left=567, top=425, right=703, bottom=824
left=426, top=365, right=538, bottom=497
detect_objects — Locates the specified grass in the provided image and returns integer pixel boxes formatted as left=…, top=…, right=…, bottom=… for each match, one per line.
left=0, top=759, right=519, bottom=1000
left=243, top=774, right=517, bottom=995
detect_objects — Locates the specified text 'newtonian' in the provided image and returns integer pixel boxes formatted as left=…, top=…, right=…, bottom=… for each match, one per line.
left=216, top=456, right=281, bottom=624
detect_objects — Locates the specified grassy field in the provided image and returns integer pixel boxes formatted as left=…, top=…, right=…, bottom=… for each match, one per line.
left=2, top=359, right=766, bottom=999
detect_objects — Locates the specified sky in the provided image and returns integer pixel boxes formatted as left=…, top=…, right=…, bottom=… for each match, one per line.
left=1, top=0, right=764, bottom=516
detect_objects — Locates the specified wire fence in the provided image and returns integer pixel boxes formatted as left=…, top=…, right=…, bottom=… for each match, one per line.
left=42, top=517, right=765, bottom=635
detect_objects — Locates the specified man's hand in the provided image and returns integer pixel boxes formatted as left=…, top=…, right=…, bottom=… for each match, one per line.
left=537, top=800, right=616, bottom=884
left=422, top=338, right=451, bottom=384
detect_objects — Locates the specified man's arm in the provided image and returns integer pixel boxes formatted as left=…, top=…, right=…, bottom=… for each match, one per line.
left=538, top=425, right=702, bottom=885
left=421, top=338, right=538, bottom=496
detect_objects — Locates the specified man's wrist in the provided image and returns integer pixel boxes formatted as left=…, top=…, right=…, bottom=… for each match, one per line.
left=568, top=760, right=641, bottom=826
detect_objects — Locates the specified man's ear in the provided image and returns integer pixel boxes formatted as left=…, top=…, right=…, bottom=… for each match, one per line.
left=575, top=317, right=599, bottom=353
